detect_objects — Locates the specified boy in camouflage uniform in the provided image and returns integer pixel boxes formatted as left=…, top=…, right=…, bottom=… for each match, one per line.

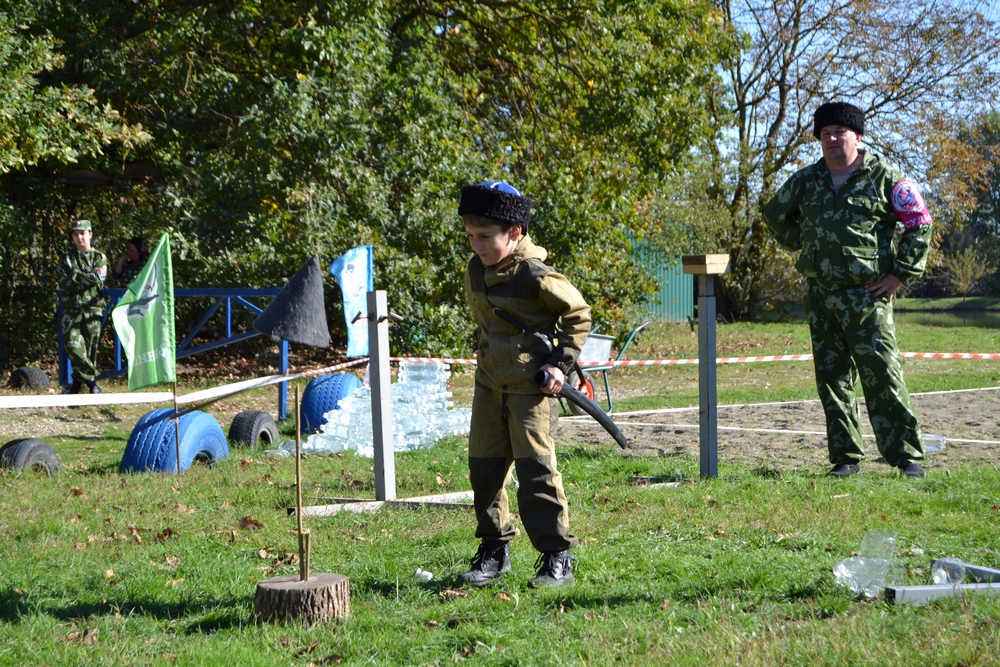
left=762, top=102, right=932, bottom=478
left=457, top=181, right=591, bottom=588
left=57, top=219, right=108, bottom=394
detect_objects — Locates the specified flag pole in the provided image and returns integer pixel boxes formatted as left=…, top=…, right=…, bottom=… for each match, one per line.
left=173, top=381, right=181, bottom=475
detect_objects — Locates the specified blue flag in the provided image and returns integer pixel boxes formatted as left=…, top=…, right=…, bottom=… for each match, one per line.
left=330, top=246, right=373, bottom=357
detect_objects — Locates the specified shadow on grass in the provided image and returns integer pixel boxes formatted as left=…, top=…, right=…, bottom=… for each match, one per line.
left=0, top=588, right=248, bottom=632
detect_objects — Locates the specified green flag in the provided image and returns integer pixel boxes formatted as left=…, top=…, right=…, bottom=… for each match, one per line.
left=112, top=233, right=176, bottom=390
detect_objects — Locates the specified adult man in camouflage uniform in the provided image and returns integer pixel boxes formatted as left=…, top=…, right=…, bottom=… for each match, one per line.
left=57, top=219, right=108, bottom=394
left=762, top=102, right=933, bottom=478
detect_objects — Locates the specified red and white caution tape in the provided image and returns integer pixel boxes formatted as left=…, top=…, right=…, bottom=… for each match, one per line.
left=392, top=352, right=1000, bottom=367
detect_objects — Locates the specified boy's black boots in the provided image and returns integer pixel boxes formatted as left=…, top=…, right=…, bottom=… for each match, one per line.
left=86, top=379, right=102, bottom=394
left=458, top=541, right=511, bottom=587
left=63, top=379, right=82, bottom=395
left=529, top=550, right=575, bottom=588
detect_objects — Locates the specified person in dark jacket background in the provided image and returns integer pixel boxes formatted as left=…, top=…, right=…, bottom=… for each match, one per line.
left=112, top=237, right=149, bottom=286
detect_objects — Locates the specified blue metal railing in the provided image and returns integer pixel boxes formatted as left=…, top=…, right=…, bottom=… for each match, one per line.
left=57, top=287, right=292, bottom=420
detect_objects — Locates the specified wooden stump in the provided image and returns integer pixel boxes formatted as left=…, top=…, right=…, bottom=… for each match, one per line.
left=254, top=573, right=349, bottom=625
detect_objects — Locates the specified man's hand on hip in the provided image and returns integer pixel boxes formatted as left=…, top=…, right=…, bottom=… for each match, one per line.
left=864, top=273, right=902, bottom=300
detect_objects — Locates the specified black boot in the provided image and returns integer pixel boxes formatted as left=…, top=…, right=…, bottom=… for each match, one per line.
left=458, top=542, right=510, bottom=587
left=529, top=550, right=575, bottom=588
left=86, top=379, right=102, bottom=394
left=63, top=379, right=82, bottom=395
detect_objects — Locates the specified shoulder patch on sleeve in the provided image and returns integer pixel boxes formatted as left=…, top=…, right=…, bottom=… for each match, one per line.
left=891, top=179, right=932, bottom=229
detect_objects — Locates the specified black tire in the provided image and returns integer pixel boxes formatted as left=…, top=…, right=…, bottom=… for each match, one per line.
left=0, top=438, right=60, bottom=476
left=565, top=370, right=595, bottom=416
left=229, top=410, right=280, bottom=448
left=9, top=366, right=50, bottom=390
left=300, top=373, right=363, bottom=434
left=120, top=408, right=229, bottom=474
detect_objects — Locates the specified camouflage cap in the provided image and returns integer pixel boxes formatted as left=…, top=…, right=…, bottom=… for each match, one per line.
left=69, top=219, right=92, bottom=232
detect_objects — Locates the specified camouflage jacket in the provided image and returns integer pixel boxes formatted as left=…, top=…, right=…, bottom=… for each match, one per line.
left=762, top=151, right=933, bottom=287
left=57, top=248, right=108, bottom=311
left=464, top=235, right=591, bottom=394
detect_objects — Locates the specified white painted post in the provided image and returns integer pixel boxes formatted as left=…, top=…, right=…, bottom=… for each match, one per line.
left=367, top=290, right=396, bottom=500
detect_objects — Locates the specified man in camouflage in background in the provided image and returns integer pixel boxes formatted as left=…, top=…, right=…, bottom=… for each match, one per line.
left=57, top=219, right=108, bottom=394
left=762, top=102, right=933, bottom=478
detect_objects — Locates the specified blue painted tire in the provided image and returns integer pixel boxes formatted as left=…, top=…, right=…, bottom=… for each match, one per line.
left=300, top=373, right=363, bottom=434
left=120, top=408, right=229, bottom=474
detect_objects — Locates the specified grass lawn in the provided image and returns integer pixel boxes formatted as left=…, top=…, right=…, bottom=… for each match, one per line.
left=1, top=321, right=999, bottom=666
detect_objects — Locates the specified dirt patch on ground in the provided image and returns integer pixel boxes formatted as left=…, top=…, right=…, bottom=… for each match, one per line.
left=559, top=388, right=1000, bottom=473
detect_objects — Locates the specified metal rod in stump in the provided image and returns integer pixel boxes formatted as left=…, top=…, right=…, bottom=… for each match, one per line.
left=173, top=382, right=181, bottom=475
left=367, top=290, right=396, bottom=501
left=253, top=380, right=349, bottom=625
left=682, top=254, right=730, bottom=479
left=294, top=385, right=309, bottom=581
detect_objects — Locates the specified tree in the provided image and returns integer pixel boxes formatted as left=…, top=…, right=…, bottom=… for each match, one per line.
left=713, top=0, right=1000, bottom=319
left=942, top=247, right=988, bottom=301
left=0, top=1, right=733, bottom=374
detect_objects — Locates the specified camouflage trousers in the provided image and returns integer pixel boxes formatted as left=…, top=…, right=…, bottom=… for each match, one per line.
left=805, top=280, right=924, bottom=467
left=60, top=307, right=103, bottom=382
left=468, top=384, right=578, bottom=553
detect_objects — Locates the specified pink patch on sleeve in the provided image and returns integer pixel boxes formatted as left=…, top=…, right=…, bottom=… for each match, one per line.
left=891, top=179, right=932, bottom=229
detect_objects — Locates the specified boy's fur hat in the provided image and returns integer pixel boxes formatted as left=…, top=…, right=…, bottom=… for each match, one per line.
left=458, top=182, right=531, bottom=232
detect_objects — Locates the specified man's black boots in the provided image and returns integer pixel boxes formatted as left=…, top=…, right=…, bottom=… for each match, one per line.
left=63, top=379, right=83, bottom=395
left=529, top=550, right=576, bottom=588
left=458, top=541, right=511, bottom=587
left=86, top=379, right=102, bottom=394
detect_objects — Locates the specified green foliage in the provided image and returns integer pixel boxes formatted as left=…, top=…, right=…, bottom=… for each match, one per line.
left=0, top=0, right=733, bottom=374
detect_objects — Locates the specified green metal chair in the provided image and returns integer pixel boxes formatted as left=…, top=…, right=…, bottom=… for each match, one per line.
left=569, top=321, right=650, bottom=414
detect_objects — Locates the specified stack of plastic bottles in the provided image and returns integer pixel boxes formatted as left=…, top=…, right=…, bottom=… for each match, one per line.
left=277, top=361, right=471, bottom=458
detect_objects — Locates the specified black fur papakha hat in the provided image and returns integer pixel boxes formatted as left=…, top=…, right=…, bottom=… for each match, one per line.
left=813, top=102, right=865, bottom=138
left=458, top=181, right=532, bottom=232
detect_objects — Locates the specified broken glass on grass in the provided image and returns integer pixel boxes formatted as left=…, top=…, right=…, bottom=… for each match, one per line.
left=833, top=529, right=907, bottom=598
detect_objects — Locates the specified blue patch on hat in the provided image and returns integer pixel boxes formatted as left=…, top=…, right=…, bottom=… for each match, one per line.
left=475, top=181, right=523, bottom=197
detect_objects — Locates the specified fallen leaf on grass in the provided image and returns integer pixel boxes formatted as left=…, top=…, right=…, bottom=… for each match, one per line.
left=70, top=488, right=86, bottom=497
left=496, top=592, right=510, bottom=601
left=831, top=493, right=850, bottom=499
left=175, top=503, right=196, bottom=514
left=703, top=535, right=717, bottom=541
left=104, top=569, right=115, bottom=580
left=165, top=578, right=184, bottom=588
left=70, top=514, right=82, bottom=524
left=259, top=549, right=274, bottom=559
left=156, top=527, right=179, bottom=541
left=660, top=599, right=671, bottom=610
left=65, top=628, right=99, bottom=645
left=239, top=516, right=264, bottom=530
left=424, top=620, right=443, bottom=628
left=439, top=589, right=468, bottom=601
left=295, top=640, right=320, bottom=656
left=127, top=525, right=142, bottom=545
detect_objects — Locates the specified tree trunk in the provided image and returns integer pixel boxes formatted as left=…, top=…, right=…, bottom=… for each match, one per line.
left=254, top=573, right=349, bottom=625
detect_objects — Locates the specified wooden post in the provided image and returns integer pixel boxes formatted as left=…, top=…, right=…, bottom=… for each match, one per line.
left=682, top=254, right=730, bottom=479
